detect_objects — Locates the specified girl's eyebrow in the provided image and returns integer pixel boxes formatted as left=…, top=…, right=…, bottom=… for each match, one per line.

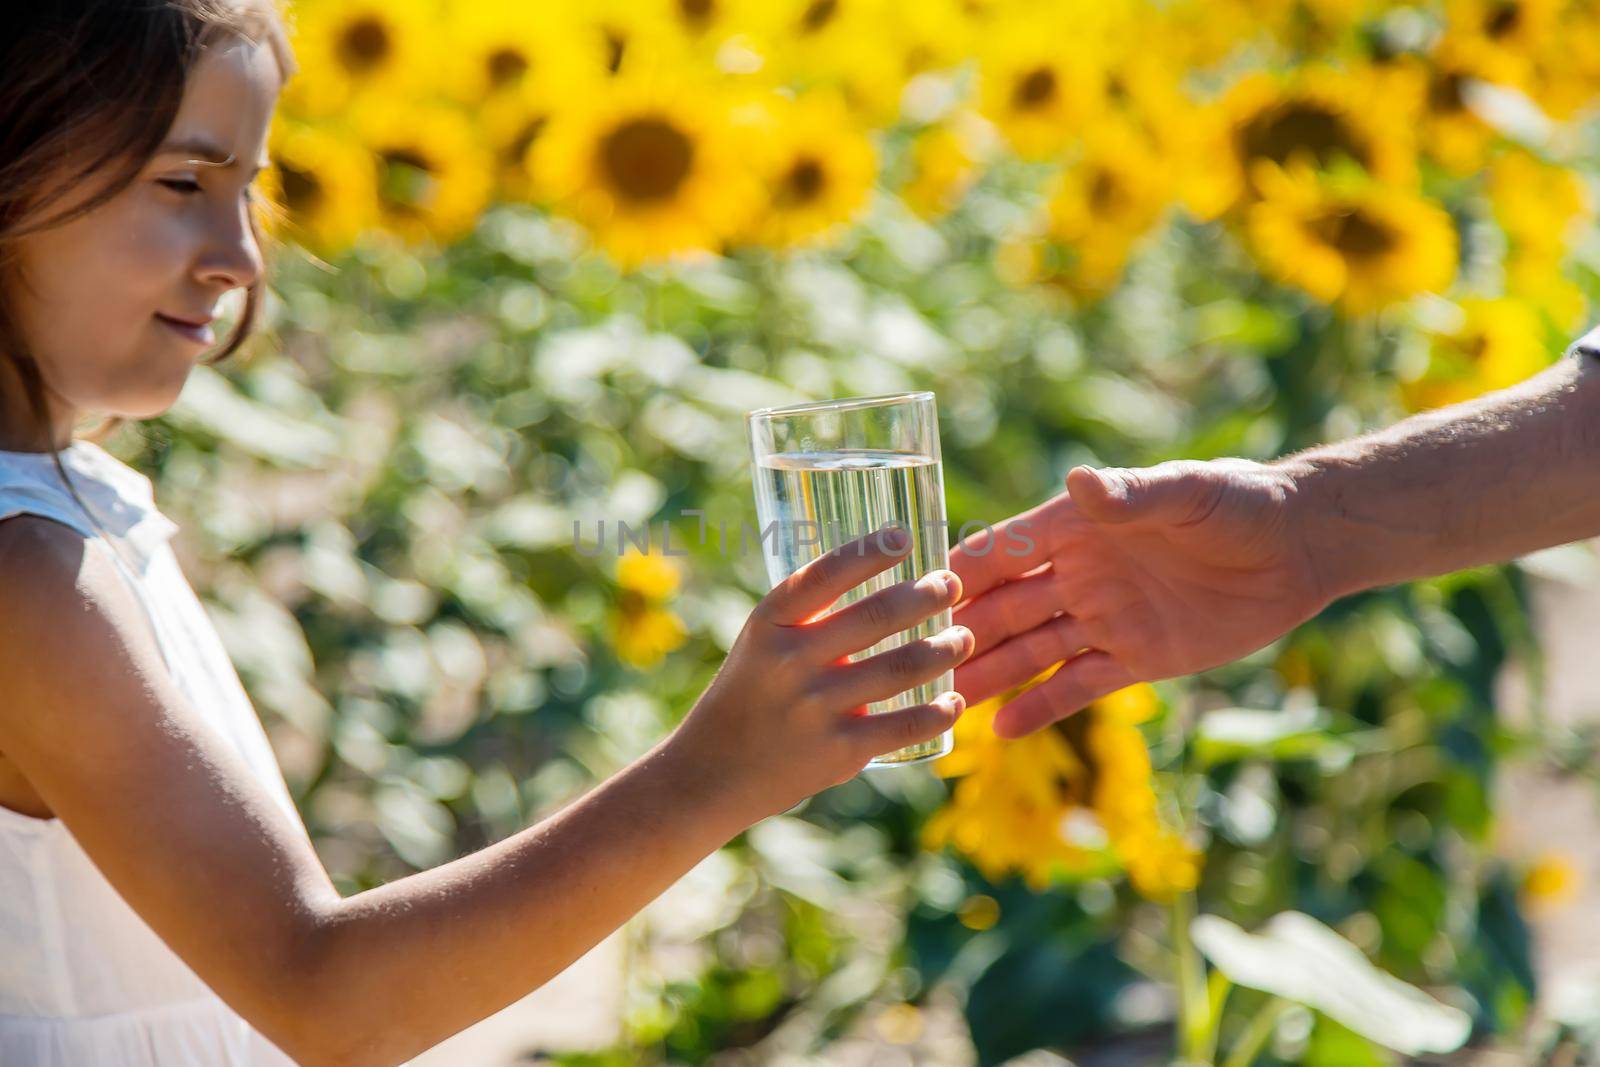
left=158, top=136, right=270, bottom=178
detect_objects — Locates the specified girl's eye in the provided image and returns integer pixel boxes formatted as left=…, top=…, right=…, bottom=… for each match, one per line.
left=159, top=178, right=202, bottom=195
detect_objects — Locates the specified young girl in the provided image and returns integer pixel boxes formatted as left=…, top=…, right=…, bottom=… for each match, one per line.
left=0, top=3, right=973, bottom=1063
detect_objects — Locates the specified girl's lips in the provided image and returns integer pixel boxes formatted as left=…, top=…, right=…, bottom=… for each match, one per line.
left=155, top=313, right=215, bottom=346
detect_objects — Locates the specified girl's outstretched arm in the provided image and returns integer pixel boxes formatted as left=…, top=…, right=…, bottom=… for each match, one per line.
left=0, top=518, right=971, bottom=1066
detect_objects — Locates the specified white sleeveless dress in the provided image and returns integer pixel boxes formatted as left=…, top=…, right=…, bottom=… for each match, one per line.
left=0, top=439, right=302, bottom=1065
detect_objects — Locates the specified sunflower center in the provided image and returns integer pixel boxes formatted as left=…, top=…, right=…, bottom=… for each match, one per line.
left=503, top=116, right=549, bottom=168
left=378, top=149, right=435, bottom=215
left=1460, top=332, right=1491, bottom=361
left=486, top=48, right=529, bottom=88
left=780, top=157, right=827, bottom=205
left=1088, top=168, right=1125, bottom=214
left=1428, top=72, right=1466, bottom=113
left=1014, top=67, right=1058, bottom=111
left=337, top=17, right=391, bottom=73
left=278, top=163, right=323, bottom=214
left=1241, top=102, right=1370, bottom=172
left=1311, top=206, right=1397, bottom=259
left=679, top=0, right=714, bottom=25
left=800, top=0, right=839, bottom=33
left=600, top=117, right=695, bottom=203
left=604, top=28, right=627, bottom=73
left=1486, top=1, right=1521, bottom=37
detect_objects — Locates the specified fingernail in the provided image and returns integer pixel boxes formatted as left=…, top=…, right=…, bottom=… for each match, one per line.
left=939, top=625, right=973, bottom=652
left=883, top=526, right=909, bottom=550
left=918, top=571, right=951, bottom=596
left=943, top=692, right=966, bottom=713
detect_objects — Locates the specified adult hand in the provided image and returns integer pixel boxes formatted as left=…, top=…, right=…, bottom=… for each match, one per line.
left=950, top=458, right=1332, bottom=739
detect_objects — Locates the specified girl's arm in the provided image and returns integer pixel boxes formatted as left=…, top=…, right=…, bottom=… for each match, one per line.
left=0, top=518, right=971, bottom=1066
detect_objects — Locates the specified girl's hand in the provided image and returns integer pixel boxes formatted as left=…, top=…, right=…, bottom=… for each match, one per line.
left=670, top=525, right=974, bottom=821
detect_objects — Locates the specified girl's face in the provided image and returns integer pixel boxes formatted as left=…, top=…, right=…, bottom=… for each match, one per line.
left=6, top=34, right=281, bottom=443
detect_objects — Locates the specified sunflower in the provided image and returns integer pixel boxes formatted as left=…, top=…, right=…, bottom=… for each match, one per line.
left=439, top=3, right=584, bottom=107
left=610, top=550, right=689, bottom=669
left=976, top=25, right=1102, bottom=160
left=481, top=80, right=558, bottom=205
left=1400, top=298, right=1552, bottom=411
left=749, top=0, right=910, bottom=124
left=922, top=694, right=1108, bottom=892
left=882, top=0, right=985, bottom=82
left=1247, top=166, right=1458, bottom=315
left=281, top=0, right=434, bottom=119
left=533, top=76, right=761, bottom=267
left=1405, top=37, right=1528, bottom=174
left=734, top=91, right=878, bottom=250
left=1038, top=120, right=1172, bottom=299
left=1084, top=704, right=1201, bottom=901
left=1489, top=149, right=1590, bottom=260
left=1446, top=0, right=1559, bottom=59
left=923, top=672, right=1199, bottom=900
left=1245, top=0, right=1385, bottom=52
left=1198, top=66, right=1417, bottom=219
left=638, top=0, right=765, bottom=55
left=1504, top=248, right=1587, bottom=332
left=260, top=119, right=379, bottom=256
left=1522, top=852, right=1580, bottom=911
left=353, top=101, right=494, bottom=246
left=561, top=0, right=684, bottom=78
left=1095, top=42, right=1199, bottom=161
left=899, top=118, right=985, bottom=220
left=1524, top=4, right=1600, bottom=118
left=1160, top=0, right=1261, bottom=68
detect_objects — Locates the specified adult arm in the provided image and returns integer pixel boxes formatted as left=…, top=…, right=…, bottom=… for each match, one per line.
left=949, top=337, right=1600, bottom=737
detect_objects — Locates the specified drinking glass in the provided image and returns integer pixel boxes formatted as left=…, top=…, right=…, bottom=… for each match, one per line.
left=746, top=391, right=954, bottom=767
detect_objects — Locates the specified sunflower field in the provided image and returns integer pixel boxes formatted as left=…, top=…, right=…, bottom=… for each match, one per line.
left=118, top=0, right=1600, bottom=1062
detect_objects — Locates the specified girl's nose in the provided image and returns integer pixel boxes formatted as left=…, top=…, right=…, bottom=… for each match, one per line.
left=197, top=197, right=264, bottom=292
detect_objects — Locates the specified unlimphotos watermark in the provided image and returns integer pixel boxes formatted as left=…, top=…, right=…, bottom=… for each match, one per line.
left=572, top=511, right=1035, bottom=559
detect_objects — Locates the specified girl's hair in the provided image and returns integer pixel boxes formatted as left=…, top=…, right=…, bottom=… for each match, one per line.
left=0, top=0, right=297, bottom=517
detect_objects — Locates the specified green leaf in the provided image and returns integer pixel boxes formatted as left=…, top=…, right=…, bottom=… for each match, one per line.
left=1193, top=705, right=1352, bottom=771
left=1191, top=912, right=1471, bottom=1055
left=1303, top=1015, right=1393, bottom=1067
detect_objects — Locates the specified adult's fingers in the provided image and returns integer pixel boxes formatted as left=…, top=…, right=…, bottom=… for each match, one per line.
left=1066, top=462, right=1222, bottom=528
left=761, top=524, right=913, bottom=627
left=810, top=569, right=962, bottom=663
left=845, top=691, right=966, bottom=763
left=953, top=614, right=1092, bottom=706
left=953, top=565, right=1067, bottom=656
left=989, top=651, right=1137, bottom=739
left=827, top=625, right=974, bottom=708
left=948, top=491, right=1079, bottom=603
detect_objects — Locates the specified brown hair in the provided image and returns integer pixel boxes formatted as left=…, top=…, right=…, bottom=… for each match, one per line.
left=0, top=0, right=296, bottom=519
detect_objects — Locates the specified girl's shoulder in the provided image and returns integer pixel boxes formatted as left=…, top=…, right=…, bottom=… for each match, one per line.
left=0, top=440, right=178, bottom=570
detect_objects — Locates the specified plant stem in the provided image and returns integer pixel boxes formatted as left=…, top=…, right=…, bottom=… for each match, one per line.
left=1220, top=998, right=1290, bottom=1067
left=1171, top=892, right=1213, bottom=1064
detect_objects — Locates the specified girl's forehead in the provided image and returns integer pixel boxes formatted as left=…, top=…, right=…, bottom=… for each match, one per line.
left=163, top=35, right=281, bottom=168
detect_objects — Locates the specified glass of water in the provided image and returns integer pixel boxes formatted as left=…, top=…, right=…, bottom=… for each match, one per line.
left=746, top=391, right=954, bottom=767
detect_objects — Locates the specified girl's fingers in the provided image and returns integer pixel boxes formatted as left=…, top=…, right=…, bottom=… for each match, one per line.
left=761, top=524, right=913, bottom=627
left=952, top=613, right=1092, bottom=706
left=827, top=625, right=974, bottom=708
left=810, top=569, right=962, bottom=662
left=846, top=691, right=966, bottom=762
left=952, top=565, right=1066, bottom=655
left=989, top=651, right=1137, bottom=739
